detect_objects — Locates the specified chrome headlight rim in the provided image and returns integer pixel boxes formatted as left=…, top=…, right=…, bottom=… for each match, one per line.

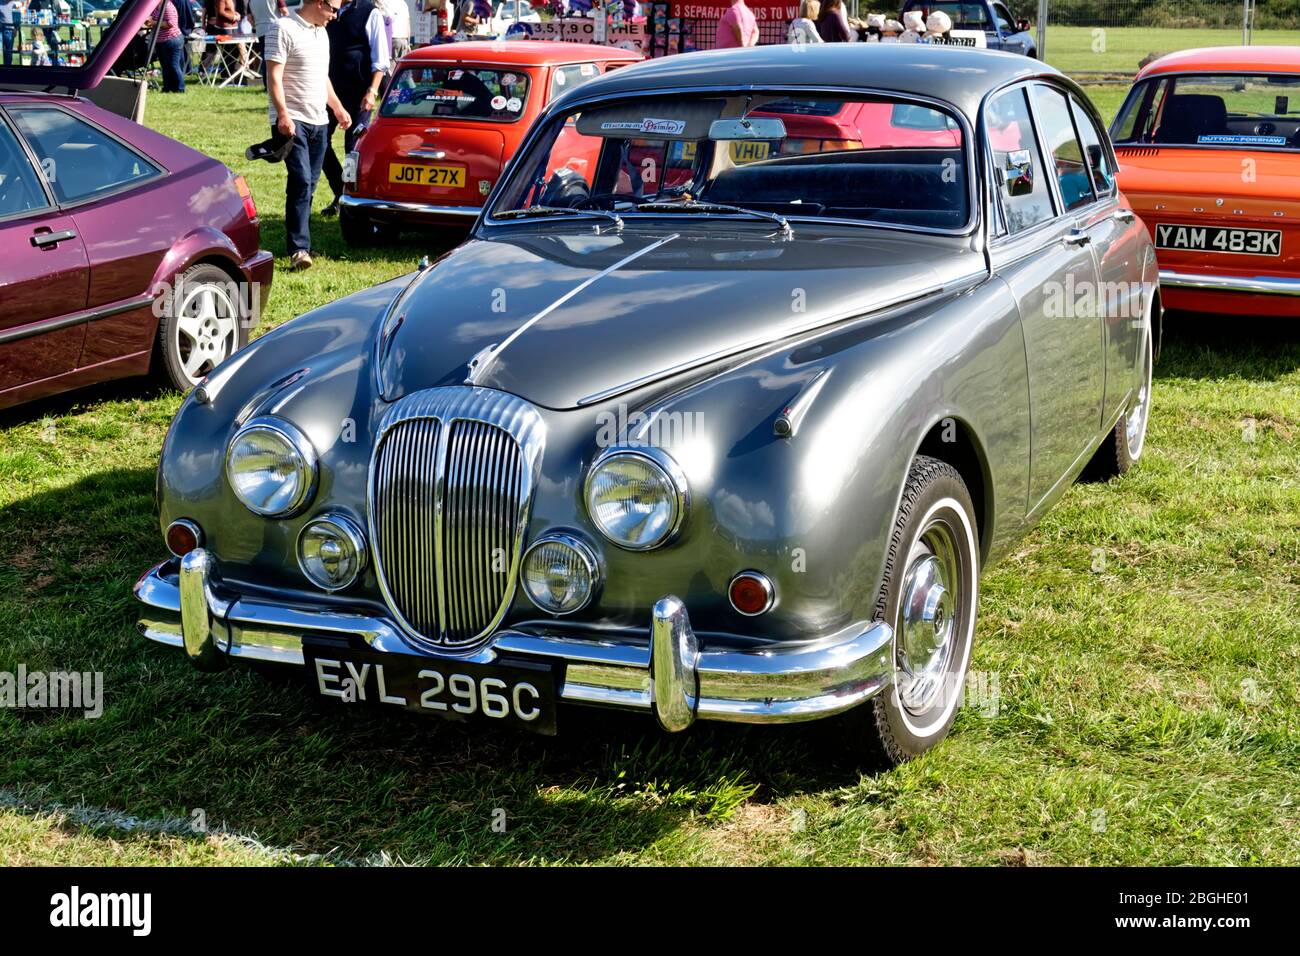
left=225, top=415, right=319, bottom=518
left=296, top=512, right=368, bottom=592
left=583, top=445, right=690, bottom=552
left=520, top=530, right=602, bottom=616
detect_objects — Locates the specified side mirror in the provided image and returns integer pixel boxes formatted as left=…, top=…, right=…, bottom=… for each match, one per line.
left=1004, top=149, right=1033, bottom=197
left=1016, top=18, right=1031, bottom=31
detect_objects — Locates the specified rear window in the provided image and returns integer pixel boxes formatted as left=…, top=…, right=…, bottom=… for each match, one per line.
left=1112, top=73, right=1300, bottom=149
left=380, top=67, right=532, bottom=122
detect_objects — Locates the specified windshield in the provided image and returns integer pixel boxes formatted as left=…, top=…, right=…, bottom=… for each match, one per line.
left=1113, top=73, right=1300, bottom=149
left=379, top=66, right=531, bottom=122
left=489, top=93, right=969, bottom=231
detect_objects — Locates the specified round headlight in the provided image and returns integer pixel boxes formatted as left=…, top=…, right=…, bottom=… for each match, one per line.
left=584, top=449, right=688, bottom=550
left=226, top=417, right=317, bottom=517
left=298, top=514, right=367, bottom=591
left=521, top=533, right=600, bottom=614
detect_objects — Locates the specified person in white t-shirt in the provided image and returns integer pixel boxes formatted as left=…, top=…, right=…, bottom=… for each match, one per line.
left=375, top=0, right=410, bottom=59
left=264, top=0, right=353, bottom=269
left=787, top=0, right=822, bottom=46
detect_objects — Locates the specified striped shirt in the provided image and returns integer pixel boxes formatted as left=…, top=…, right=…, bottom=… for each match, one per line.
left=265, top=12, right=330, bottom=127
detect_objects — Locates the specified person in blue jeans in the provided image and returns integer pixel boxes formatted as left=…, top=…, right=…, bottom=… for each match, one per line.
left=148, top=0, right=188, bottom=92
left=1, top=1, right=24, bottom=67
left=264, top=0, right=351, bottom=269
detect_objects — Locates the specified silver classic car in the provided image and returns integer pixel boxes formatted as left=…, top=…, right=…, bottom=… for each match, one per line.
left=136, top=45, right=1157, bottom=764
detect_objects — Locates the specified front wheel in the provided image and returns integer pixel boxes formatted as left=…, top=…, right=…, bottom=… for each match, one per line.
left=152, top=262, right=248, bottom=393
left=843, top=456, right=981, bottom=766
left=1084, top=308, right=1153, bottom=479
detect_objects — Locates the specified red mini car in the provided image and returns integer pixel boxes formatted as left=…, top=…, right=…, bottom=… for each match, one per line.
left=1112, top=46, right=1300, bottom=317
left=0, top=0, right=272, bottom=412
left=339, top=40, right=642, bottom=244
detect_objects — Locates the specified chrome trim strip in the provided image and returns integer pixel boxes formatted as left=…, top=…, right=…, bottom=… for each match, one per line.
left=1158, top=269, right=1300, bottom=297
left=0, top=293, right=153, bottom=345
left=466, top=233, right=679, bottom=384
left=339, top=195, right=483, bottom=217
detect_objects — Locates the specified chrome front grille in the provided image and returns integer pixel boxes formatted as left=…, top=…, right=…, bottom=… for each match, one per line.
left=369, top=388, right=546, bottom=650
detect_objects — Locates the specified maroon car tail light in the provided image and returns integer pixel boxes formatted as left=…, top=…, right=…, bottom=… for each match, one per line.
left=165, top=519, right=203, bottom=558
left=234, top=175, right=258, bottom=222
left=729, top=571, right=775, bottom=617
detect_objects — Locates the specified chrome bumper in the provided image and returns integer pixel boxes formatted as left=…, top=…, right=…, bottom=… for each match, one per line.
left=1159, top=269, right=1300, bottom=297
left=135, top=550, right=894, bottom=731
left=339, top=195, right=482, bottom=219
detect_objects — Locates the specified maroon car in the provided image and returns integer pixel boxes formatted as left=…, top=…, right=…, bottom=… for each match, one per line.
left=0, top=1, right=272, bottom=411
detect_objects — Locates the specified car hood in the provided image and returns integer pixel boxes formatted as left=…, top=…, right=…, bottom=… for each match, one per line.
left=0, top=0, right=154, bottom=90
left=377, top=225, right=983, bottom=409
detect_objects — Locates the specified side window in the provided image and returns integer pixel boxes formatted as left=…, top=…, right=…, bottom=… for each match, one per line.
left=0, top=119, right=50, bottom=220
left=550, top=64, right=601, bottom=101
left=1031, top=84, right=1096, bottom=212
left=9, top=107, right=160, bottom=205
left=986, top=87, right=1054, bottom=234
left=992, top=3, right=1015, bottom=31
left=1069, top=96, right=1116, bottom=197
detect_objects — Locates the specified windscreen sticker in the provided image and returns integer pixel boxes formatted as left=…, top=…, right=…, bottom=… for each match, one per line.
left=501, top=73, right=518, bottom=85
left=601, top=118, right=688, bottom=135
left=1198, top=134, right=1287, bottom=146
left=491, top=95, right=507, bottom=110
left=506, top=97, right=522, bottom=112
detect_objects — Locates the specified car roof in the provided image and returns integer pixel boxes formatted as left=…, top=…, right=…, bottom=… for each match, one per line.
left=1136, top=45, right=1300, bottom=79
left=559, top=44, right=1056, bottom=122
left=400, top=40, right=643, bottom=68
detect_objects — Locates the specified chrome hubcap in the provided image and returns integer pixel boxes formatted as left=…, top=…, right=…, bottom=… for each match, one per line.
left=897, top=525, right=961, bottom=714
left=176, top=282, right=238, bottom=384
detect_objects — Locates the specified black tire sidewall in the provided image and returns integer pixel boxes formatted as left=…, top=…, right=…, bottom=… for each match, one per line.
left=868, top=457, right=980, bottom=762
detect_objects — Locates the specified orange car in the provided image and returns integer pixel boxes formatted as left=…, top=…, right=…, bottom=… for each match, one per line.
left=340, top=41, right=642, bottom=244
left=1112, top=47, right=1300, bottom=317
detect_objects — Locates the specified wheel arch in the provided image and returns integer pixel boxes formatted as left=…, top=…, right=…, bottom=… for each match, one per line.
left=912, top=414, right=994, bottom=565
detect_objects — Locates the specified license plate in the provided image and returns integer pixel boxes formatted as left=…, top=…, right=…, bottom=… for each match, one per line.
left=728, top=141, right=771, bottom=163
left=303, top=643, right=557, bottom=735
left=1155, top=223, right=1281, bottom=257
left=389, top=162, right=467, bottom=188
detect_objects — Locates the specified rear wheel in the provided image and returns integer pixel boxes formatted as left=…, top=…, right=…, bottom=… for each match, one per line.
left=152, top=262, right=247, bottom=393
left=843, top=456, right=980, bottom=766
left=340, top=206, right=399, bottom=246
left=1084, top=306, right=1153, bottom=480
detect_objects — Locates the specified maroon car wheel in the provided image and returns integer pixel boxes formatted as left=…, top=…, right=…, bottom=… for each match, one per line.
left=154, top=263, right=249, bottom=392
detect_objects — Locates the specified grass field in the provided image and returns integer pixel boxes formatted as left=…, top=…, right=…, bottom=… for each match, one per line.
left=1044, top=26, right=1300, bottom=75
left=0, top=84, right=1297, bottom=866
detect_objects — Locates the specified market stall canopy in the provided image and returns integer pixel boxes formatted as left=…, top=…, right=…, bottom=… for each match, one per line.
left=0, top=0, right=155, bottom=92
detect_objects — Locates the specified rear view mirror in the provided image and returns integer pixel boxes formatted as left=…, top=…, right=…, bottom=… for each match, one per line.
left=709, top=117, right=788, bottom=141
left=1005, top=149, right=1033, bottom=196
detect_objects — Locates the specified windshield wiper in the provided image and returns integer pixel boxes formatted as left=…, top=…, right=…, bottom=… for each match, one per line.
left=496, top=205, right=623, bottom=231
left=635, top=201, right=794, bottom=238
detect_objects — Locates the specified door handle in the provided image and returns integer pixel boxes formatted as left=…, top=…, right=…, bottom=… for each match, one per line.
left=31, top=229, right=76, bottom=247
left=407, top=148, right=447, bottom=160
left=1062, top=229, right=1091, bottom=247
left=1113, top=208, right=1137, bottom=223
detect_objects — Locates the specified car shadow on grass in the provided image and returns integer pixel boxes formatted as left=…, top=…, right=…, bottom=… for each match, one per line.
left=1157, top=309, right=1300, bottom=382
left=0, top=468, right=868, bottom=865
